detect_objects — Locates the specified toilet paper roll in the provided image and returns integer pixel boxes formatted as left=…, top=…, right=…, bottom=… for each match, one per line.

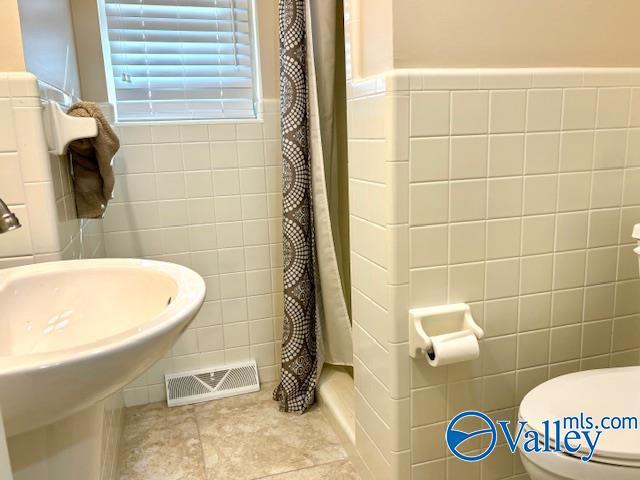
left=426, top=330, right=480, bottom=367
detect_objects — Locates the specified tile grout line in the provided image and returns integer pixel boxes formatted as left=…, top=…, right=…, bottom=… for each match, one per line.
left=251, top=459, right=355, bottom=480
left=191, top=408, right=210, bottom=480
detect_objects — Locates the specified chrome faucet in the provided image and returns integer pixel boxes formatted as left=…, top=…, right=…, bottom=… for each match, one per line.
left=0, top=198, right=21, bottom=234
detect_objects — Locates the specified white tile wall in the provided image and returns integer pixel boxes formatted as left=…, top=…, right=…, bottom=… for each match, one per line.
left=347, top=69, right=640, bottom=480
left=106, top=100, right=284, bottom=406
left=0, top=73, right=103, bottom=268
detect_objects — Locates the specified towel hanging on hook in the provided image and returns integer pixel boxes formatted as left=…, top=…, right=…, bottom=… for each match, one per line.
left=65, top=101, right=120, bottom=219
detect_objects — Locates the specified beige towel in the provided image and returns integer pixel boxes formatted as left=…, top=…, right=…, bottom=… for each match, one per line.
left=67, top=102, right=120, bottom=218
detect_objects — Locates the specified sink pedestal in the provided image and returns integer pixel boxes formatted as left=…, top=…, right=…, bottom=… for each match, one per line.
left=0, top=409, right=13, bottom=480
left=6, top=391, right=123, bottom=480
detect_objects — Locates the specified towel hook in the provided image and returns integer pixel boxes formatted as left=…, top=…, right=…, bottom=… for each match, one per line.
left=42, top=101, right=98, bottom=155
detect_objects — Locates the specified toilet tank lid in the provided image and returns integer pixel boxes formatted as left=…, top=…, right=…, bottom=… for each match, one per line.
left=632, top=223, right=640, bottom=240
left=519, top=367, right=640, bottom=463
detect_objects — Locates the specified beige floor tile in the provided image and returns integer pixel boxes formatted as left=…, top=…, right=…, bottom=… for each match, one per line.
left=194, top=389, right=347, bottom=480
left=261, top=460, right=360, bottom=479
left=124, top=401, right=195, bottom=428
left=119, top=414, right=207, bottom=480
left=118, top=385, right=356, bottom=480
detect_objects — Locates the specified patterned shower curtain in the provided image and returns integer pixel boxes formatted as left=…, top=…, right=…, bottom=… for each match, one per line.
left=273, top=0, right=318, bottom=412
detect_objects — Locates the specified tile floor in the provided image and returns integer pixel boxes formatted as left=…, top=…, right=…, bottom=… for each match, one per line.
left=118, top=384, right=360, bottom=479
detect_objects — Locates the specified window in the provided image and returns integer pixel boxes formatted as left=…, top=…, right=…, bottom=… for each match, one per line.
left=98, top=0, right=258, bottom=122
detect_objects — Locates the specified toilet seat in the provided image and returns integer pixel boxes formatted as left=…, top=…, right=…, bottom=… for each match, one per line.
left=518, top=366, right=640, bottom=478
left=519, top=446, right=640, bottom=480
left=515, top=423, right=640, bottom=468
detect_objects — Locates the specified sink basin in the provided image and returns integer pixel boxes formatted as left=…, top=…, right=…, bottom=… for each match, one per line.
left=0, top=259, right=205, bottom=436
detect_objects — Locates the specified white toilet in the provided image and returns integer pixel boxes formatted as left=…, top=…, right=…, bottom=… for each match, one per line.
left=518, top=224, right=640, bottom=479
left=518, top=367, right=640, bottom=479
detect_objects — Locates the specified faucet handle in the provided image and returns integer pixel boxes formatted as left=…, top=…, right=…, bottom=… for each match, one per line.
left=0, top=198, right=21, bottom=234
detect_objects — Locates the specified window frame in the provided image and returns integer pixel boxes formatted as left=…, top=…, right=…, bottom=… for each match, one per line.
left=96, top=0, right=263, bottom=125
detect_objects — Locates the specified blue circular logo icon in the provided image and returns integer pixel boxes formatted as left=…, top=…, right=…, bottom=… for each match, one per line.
left=446, top=410, right=497, bottom=461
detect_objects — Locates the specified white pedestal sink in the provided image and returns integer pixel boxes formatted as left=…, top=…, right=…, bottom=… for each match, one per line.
left=0, top=259, right=206, bottom=437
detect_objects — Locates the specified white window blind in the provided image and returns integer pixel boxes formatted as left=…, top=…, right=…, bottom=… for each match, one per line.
left=101, top=0, right=257, bottom=122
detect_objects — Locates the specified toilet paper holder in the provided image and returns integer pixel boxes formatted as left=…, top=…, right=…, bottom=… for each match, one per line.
left=408, top=303, right=484, bottom=359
